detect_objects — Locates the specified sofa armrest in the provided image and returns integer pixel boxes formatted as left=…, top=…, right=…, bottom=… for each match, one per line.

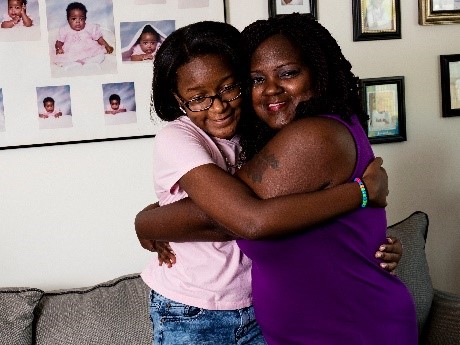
left=423, top=288, right=460, bottom=344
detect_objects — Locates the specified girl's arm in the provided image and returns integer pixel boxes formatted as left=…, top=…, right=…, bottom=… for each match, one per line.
left=131, top=53, right=154, bottom=61
left=21, top=5, right=33, bottom=27
left=1, top=19, right=17, bottom=28
left=97, top=37, right=114, bottom=54
left=175, top=117, right=381, bottom=240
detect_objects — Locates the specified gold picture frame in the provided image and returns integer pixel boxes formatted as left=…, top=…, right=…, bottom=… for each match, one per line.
left=419, top=0, right=460, bottom=25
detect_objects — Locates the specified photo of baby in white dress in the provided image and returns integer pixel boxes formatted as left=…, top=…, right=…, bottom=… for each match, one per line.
left=102, top=82, right=137, bottom=126
left=36, top=85, right=73, bottom=130
left=46, top=0, right=116, bottom=77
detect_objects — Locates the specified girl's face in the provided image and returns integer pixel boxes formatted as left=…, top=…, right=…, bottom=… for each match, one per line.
left=68, top=9, right=86, bottom=31
left=8, top=0, right=23, bottom=20
left=175, top=54, right=242, bottom=140
left=44, top=101, right=55, bottom=113
left=139, top=32, right=158, bottom=54
left=250, top=34, right=314, bottom=130
left=110, top=100, right=120, bottom=110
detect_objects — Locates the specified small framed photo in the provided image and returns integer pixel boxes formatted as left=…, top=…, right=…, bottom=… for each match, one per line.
left=440, top=54, right=460, bottom=117
left=361, top=76, right=406, bottom=144
left=268, top=0, right=317, bottom=19
left=352, top=0, right=401, bottom=41
left=419, top=0, right=460, bottom=25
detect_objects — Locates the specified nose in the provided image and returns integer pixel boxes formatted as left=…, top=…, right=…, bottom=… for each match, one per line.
left=209, top=96, right=226, bottom=113
left=262, top=77, right=283, bottom=96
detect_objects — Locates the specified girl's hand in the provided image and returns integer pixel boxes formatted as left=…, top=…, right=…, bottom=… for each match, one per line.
left=105, top=45, right=114, bottom=54
left=375, top=236, right=402, bottom=274
left=362, top=157, right=388, bottom=207
left=156, top=241, right=176, bottom=268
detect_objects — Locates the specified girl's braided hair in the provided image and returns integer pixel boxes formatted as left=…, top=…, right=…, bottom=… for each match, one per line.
left=239, top=13, right=368, bottom=159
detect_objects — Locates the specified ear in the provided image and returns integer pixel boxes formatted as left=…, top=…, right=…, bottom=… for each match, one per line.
left=173, top=94, right=187, bottom=115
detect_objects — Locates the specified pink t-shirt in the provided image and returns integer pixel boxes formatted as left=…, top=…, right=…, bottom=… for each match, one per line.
left=141, top=116, right=252, bottom=310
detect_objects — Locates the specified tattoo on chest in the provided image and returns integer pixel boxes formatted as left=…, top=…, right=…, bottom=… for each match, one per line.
left=249, top=152, right=279, bottom=183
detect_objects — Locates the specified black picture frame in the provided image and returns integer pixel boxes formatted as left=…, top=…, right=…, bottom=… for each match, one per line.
left=440, top=54, right=460, bottom=117
left=419, top=0, right=460, bottom=25
left=360, top=76, right=407, bottom=144
left=352, top=0, right=401, bottom=41
left=268, top=0, right=317, bottom=19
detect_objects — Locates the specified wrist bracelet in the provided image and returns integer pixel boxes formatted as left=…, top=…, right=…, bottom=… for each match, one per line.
left=354, top=177, right=368, bottom=208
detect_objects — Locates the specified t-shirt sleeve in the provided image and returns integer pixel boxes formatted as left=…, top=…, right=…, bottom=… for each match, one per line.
left=153, top=122, right=217, bottom=201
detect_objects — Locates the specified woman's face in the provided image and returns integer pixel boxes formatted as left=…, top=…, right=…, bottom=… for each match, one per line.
left=139, top=32, right=158, bottom=54
left=68, top=9, right=86, bottom=31
left=175, top=54, right=242, bottom=140
left=250, top=34, right=314, bottom=130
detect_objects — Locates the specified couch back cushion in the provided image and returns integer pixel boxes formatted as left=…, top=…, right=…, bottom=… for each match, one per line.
left=0, top=288, right=44, bottom=345
left=34, top=274, right=152, bottom=345
left=386, top=211, right=434, bottom=336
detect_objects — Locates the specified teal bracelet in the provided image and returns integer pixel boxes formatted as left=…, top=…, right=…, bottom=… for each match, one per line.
left=354, top=177, right=368, bottom=208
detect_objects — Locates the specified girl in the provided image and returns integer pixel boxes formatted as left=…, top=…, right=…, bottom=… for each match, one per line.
left=1, top=0, right=33, bottom=28
left=130, top=24, right=162, bottom=61
left=105, top=94, right=127, bottom=115
left=39, top=97, right=62, bottom=119
left=136, top=20, right=400, bottom=344
left=53, top=2, right=113, bottom=69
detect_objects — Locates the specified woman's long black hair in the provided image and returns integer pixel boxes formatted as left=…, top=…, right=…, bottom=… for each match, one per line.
left=239, top=13, right=367, bottom=160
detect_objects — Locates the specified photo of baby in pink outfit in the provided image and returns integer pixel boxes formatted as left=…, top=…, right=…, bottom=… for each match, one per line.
left=46, top=0, right=117, bottom=77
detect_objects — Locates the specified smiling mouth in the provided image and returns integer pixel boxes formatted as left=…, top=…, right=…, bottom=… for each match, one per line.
left=267, top=102, right=286, bottom=112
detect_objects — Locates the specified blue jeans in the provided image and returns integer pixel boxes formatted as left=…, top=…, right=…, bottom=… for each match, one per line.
left=149, top=290, right=267, bottom=345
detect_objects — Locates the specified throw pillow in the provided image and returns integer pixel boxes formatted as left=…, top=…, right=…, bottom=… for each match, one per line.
left=386, top=211, right=433, bottom=336
left=34, top=274, right=152, bottom=345
left=0, top=288, right=44, bottom=345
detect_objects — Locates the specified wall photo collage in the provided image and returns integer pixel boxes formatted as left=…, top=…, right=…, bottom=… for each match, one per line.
left=0, top=0, right=225, bottom=149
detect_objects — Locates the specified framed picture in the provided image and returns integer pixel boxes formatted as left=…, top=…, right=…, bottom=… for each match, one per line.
left=440, top=54, right=460, bottom=117
left=419, top=0, right=460, bottom=25
left=352, top=0, right=401, bottom=41
left=361, top=76, right=406, bottom=144
left=0, top=1, right=226, bottom=150
left=268, top=0, right=317, bottom=19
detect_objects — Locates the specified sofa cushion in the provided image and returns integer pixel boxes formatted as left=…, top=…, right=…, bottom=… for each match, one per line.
left=34, top=274, right=152, bottom=345
left=0, top=288, right=44, bottom=345
left=386, top=211, right=433, bottom=336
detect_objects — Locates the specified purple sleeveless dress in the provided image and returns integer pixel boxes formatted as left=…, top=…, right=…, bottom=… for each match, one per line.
left=237, top=115, right=418, bottom=345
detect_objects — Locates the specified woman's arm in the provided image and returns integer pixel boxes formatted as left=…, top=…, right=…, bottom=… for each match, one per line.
left=137, top=117, right=386, bottom=242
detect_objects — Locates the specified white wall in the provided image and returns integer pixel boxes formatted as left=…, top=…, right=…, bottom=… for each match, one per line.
left=1, top=0, right=460, bottom=293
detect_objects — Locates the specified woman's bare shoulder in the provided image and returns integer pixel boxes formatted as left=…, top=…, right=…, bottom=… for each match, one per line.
left=237, top=116, right=356, bottom=198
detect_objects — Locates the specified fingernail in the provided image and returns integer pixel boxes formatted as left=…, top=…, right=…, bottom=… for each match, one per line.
left=380, top=263, right=387, bottom=268
left=375, top=252, right=382, bottom=258
left=379, top=245, right=385, bottom=251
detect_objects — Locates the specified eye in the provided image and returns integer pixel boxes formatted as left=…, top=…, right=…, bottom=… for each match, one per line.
left=250, top=76, right=265, bottom=85
left=280, top=69, right=300, bottom=79
left=188, top=96, right=208, bottom=105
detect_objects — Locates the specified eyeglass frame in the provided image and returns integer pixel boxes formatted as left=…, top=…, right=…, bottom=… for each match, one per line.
left=175, top=83, right=243, bottom=112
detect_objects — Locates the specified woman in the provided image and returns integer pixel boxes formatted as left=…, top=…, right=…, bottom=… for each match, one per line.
left=136, top=17, right=405, bottom=344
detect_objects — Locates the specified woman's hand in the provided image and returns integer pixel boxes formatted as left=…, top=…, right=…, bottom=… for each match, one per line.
left=362, top=157, right=388, bottom=207
left=375, top=236, right=402, bottom=274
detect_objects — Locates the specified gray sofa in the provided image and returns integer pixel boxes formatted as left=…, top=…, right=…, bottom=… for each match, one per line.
left=1, top=211, right=460, bottom=345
